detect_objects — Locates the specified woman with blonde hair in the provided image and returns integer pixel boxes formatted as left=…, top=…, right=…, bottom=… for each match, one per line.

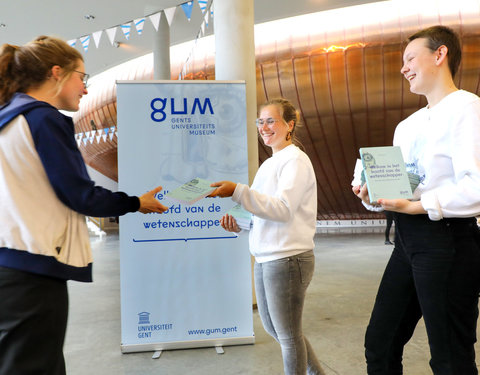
left=209, top=98, right=324, bottom=375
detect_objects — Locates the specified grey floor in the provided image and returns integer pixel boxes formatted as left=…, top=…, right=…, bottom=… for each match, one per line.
left=63, top=228, right=479, bottom=375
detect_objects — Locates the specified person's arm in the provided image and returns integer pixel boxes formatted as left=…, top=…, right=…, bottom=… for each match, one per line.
left=419, top=104, right=480, bottom=220
left=26, top=108, right=167, bottom=216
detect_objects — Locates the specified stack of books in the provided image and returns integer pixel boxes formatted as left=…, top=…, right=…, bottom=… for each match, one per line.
left=226, top=204, right=252, bottom=231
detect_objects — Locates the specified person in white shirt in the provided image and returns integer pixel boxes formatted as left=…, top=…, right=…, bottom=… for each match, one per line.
left=353, top=25, right=480, bottom=374
left=209, top=98, right=325, bottom=375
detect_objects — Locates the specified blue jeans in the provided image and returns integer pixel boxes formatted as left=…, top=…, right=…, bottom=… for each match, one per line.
left=365, top=214, right=480, bottom=375
left=254, top=250, right=324, bottom=375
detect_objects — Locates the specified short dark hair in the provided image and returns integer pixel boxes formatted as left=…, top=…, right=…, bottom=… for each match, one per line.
left=407, top=25, right=461, bottom=78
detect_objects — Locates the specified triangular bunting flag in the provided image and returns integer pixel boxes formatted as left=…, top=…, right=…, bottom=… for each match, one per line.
left=102, top=134, right=107, bottom=142
left=164, top=7, right=176, bottom=26
left=149, top=12, right=161, bottom=31
left=103, top=128, right=109, bottom=135
left=97, top=129, right=103, bottom=137
left=110, top=126, right=116, bottom=133
left=89, top=136, right=94, bottom=144
left=134, top=18, right=145, bottom=35
left=92, top=31, right=102, bottom=48
left=198, top=0, right=208, bottom=14
left=83, top=138, right=88, bottom=145
left=121, top=22, right=131, bottom=40
left=204, top=12, right=209, bottom=28
left=201, top=21, right=205, bottom=36
left=109, top=133, right=114, bottom=141
left=181, top=1, right=194, bottom=21
left=80, top=36, right=91, bottom=52
left=96, top=135, right=101, bottom=143
left=67, top=39, right=77, bottom=48
left=76, top=139, right=81, bottom=147
left=106, top=27, right=117, bottom=45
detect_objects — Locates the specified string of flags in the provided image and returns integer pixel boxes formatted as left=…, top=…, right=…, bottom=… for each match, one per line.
left=68, top=0, right=213, bottom=54
left=75, top=127, right=117, bottom=147
left=178, top=0, right=214, bottom=80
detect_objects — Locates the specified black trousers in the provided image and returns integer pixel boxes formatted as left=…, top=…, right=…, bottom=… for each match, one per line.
left=365, top=214, right=480, bottom=375
left=0, top=266, right=68, bottom=375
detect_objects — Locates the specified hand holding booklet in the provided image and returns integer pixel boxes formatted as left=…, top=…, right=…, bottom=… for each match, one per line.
left=165, top=177, right=215, bottom=205
left=226, top=204, right=252, bottom=231
left=358, top=146, right=414, bottom=203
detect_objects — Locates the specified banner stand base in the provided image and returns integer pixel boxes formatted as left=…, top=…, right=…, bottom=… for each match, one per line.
left=122, top=336, right=255, bottom=354
left=215, top=346, right=224, bottom=355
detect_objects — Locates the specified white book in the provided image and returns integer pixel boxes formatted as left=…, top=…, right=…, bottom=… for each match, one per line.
left=165, top=177, right=215, bottom=205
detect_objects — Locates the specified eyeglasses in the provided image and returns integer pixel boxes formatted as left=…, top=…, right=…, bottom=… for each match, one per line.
left=74, top=70, right=89, bottom=88
left=255, top=118, right=283, bottom=127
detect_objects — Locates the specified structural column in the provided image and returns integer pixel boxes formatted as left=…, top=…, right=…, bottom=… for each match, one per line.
left=214, top=0, right=258, bottom=183
left=214, top=0, right=258, bottom=306
left=153, top=11, right=171, bottom=80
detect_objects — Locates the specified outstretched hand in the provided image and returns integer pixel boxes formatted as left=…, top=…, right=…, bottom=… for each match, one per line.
left=220, top=214, right=241, bottom=233
left=208, top=181, right=237, bottom=198
left=138, top=186, right=169, bottom=214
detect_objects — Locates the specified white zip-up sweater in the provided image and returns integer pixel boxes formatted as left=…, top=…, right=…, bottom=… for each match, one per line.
left=232, top=144, right=317, bottom=263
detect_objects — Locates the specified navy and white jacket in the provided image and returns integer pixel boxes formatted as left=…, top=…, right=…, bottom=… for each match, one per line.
left=0, top=93, right=139, bottom=282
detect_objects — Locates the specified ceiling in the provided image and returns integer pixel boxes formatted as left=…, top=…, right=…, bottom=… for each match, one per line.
left=0, top=0, right=383, bottom=76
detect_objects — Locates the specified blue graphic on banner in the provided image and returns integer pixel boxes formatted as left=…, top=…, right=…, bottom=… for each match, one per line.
left=117, top=81, right=254, bottom=352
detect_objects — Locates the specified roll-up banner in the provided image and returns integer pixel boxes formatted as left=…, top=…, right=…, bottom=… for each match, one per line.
left=117, top=81, right=254, bottom=353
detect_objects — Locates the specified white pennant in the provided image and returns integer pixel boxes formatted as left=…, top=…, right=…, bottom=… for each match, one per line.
left=67, top=39, right=77, bottom=48
left=106, top=27, right=117, bottom=45
left=201, top=21, right=205, bottom=36
left=149, top=12, right=161, bottom=31
left=121, top=22, right=132, bottom=40
left=204, top=11, right=209, bottom=28
left=102, top=134, right=107, bottom=142
left=164, top=7, right=176, bottom=26
left=109, top=132, right=114, bottom=141
left=76, top=139, right=81, bottom=147
left=198, top=0, right=208, bottom=14
left=92, top=31, right=102, bottom=48
left=80, top=35, right=90, bottom=52
left=96, top=135, right=101, bottom=143
left=134, top=18, right=145, bottom=35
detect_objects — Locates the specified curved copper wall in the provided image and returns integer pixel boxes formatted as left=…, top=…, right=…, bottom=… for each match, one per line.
left=73, top=0, right=480, bottom=220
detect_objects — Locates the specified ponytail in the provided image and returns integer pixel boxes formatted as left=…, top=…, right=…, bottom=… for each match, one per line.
left=0, top=44, right=22, bottom=104
left=0, top=36, right=83, bottom=104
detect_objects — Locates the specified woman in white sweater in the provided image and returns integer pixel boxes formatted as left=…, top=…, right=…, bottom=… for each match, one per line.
left=210, top=98, right=324, bottom=375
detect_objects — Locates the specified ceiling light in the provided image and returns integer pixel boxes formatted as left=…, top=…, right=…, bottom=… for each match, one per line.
left=84, top=15, right=95, bottom=20
left=0, top=24, right=6, bottom=28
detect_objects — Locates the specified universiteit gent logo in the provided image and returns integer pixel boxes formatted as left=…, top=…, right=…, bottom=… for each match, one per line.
left=138, top=312, right=150, bottom=325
